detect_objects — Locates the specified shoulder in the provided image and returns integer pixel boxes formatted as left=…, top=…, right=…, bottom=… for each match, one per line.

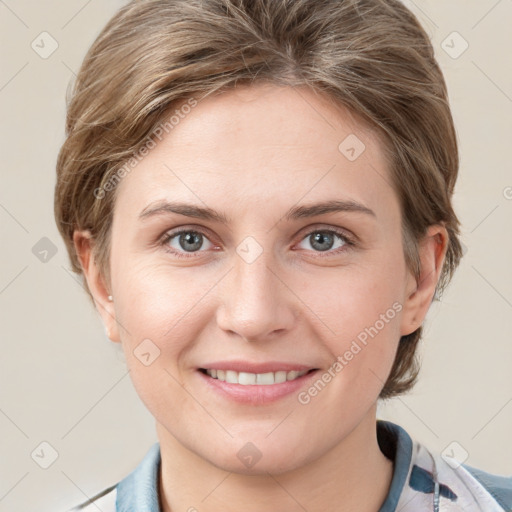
left=461, top=463, right=512, bottom=511
left=412, top=440, right=512, bottom=512
left=66, top=483, right=117, bottom=512
left=65, top=442, right=161, bottom=512
left=378, top=420, right=512, bottom=512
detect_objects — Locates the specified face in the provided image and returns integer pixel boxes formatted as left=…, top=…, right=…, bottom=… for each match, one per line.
left=83, top=83, right=443, bottom=474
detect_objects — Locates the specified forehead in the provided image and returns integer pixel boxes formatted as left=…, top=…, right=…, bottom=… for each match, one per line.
left=162, top=83, right=379, bottom=157
left=114, top=83, right=397, bottom=221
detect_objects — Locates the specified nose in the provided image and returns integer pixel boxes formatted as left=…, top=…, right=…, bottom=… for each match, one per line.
left=216, top=244, right=297, bottom=342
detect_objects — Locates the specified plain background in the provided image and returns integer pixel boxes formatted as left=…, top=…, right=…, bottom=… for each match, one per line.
left=0, top=1, right=511, bottom=510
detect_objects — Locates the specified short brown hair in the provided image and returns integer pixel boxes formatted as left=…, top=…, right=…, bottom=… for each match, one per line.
left=54, top=0, right=464, bottom=399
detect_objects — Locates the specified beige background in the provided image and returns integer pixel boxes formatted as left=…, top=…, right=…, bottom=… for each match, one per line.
left=1, top=1, right=511, bottom=510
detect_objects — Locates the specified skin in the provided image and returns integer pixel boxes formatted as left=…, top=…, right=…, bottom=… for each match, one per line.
left=75, top=83, right=448, bottom=512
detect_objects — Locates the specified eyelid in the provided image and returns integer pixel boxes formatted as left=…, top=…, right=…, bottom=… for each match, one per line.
left=296, top=223, right=355, bottom=243
left=159, top=224, right=216, bottom=242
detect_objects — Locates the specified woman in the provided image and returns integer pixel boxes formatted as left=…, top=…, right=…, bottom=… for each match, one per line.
left=54, top=0, right=511, bottom=510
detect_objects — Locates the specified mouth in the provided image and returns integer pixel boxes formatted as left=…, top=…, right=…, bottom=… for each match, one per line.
left=198, top=368, right=317, bottom=385
left=196, top=364, right=320, bottom=404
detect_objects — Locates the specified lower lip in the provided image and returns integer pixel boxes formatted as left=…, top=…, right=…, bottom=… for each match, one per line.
left=196, top=369, right=319, bottom=404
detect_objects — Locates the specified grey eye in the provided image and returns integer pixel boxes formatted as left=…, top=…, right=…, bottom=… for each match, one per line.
left=166, top=230, right=214, bottom=253
left=298, top=231, right=348, bottom=253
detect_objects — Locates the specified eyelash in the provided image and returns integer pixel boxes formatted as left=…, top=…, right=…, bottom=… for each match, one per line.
left=159, top=226, right=356, bottom=260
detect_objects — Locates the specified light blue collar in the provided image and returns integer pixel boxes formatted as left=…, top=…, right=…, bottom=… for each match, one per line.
left=116, top=442, right=161, bottom=512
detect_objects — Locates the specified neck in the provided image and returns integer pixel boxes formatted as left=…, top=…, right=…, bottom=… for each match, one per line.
left=157, top=405, right=394, bottom=512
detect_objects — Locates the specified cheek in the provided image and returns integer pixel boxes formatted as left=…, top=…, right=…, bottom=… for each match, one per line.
left=113, top=257, right=206, bottom=334
left=111, top=260, right=221, bottom=399
left=297, top=255, right=404, bottom=392
left=112, top=263, right=204, bottom=416
left=297, top=254, right=404, bottom=337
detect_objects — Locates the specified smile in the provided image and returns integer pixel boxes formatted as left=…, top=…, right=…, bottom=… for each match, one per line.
left=197, top=366, right=320, bottom=404
left=200, top=368, right=313, bottom=385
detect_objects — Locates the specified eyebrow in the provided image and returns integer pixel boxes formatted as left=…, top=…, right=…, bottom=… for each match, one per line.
left=138, top=199, right=376, bottom=223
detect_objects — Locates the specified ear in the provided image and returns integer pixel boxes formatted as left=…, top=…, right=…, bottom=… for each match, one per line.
left=400, top=224, right=449, bottom=336
left=73, top=230, right=121, bottom=343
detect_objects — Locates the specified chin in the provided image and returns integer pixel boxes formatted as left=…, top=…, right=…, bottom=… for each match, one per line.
left=199, top=436, right=312, bottom=476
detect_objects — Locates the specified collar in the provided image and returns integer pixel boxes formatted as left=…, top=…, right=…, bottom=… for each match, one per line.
left=376, top=420, right=414, bottom=511
left=116, top=441, right=161, bottom=512
left=115, top=420, right=413, bottom=511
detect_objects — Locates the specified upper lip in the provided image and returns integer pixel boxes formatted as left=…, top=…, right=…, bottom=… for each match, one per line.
left=198, top=361, right=318, bottom=373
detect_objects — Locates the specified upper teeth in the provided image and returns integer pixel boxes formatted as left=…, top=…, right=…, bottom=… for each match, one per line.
left=205, top=369, right=310, bottom=385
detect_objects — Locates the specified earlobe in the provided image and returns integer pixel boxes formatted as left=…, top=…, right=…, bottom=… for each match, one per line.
left=400, top=225, right=449, bottom=336
left=73, top=230, right=121, bottom=343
